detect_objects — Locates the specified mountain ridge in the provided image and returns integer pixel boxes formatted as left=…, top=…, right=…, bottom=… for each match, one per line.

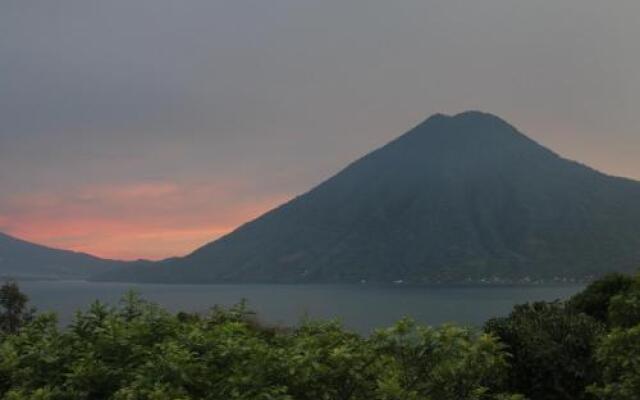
left=0, top=232, right=132, bottom=280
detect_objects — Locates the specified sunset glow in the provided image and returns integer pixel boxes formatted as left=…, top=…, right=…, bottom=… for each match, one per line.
left=0, top=182, right=291, bottom=260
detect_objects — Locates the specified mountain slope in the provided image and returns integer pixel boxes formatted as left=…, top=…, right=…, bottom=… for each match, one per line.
left=95, top=111, right=640, bottom=283
left=0, top=232, right=128, bottom=279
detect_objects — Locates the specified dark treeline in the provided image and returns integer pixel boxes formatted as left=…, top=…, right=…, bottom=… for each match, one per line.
left=1, top=274, right=639, bottom=400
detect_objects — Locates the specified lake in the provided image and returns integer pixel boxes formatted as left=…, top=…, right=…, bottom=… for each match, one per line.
left=18, top=281, right=583, bottom=333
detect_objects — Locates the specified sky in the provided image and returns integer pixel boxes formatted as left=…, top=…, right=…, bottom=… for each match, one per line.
left=1, top=0, right=639, bottom=260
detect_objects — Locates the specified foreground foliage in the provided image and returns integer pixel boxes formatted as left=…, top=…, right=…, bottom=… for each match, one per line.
left=485, top=302, right=604, bottom=400
left=2, top=272, right=640, bottom=400
left=0, top=292, right=520, bottom=400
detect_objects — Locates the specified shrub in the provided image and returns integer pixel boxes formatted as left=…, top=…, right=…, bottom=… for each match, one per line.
left=485, top=301, right=604, bottom=400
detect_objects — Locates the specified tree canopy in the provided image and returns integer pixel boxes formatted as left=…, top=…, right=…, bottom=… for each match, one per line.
left=0, top=280, right=34, bottom=335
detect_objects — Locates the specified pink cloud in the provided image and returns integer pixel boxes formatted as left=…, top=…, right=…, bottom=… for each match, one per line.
left=0, top=180, right=291, bottom=260
left=0, top=215, right=8, bottom=230
left=75, top=182, right=181, bottom=202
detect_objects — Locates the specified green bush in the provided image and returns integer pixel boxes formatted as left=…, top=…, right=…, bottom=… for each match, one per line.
left=606, top=277, right=640, bottom=329
left=370, top=319, right=512, bottom=400
left=588, top=325, right=640, bottom=400
left=485, top=301, right=604, bottom=400
left=568, top=273, right=634, bottom=325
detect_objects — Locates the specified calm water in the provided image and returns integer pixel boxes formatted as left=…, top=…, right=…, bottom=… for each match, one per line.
left=19, top=281, right=583, bottom=333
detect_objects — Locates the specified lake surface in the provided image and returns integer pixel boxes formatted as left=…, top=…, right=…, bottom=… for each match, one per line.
left=19, top=281, right=583, bottom=333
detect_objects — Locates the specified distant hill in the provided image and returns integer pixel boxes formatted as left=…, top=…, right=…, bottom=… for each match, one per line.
left=95, top=111, right=640, bottom=284
left=0, top=232, right=128, bottom=280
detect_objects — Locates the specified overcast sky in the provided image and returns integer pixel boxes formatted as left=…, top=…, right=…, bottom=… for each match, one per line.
left=1, top=0, right=639, bottom=259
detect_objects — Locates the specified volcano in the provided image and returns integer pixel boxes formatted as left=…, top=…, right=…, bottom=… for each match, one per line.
left=95, top=111, right=640, bottom=283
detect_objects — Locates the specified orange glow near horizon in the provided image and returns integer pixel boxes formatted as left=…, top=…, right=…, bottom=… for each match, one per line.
left=0, top=181, right=291, bottom=260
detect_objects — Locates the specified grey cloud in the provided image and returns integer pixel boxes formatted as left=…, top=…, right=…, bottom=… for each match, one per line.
left=2, top=0, right=639, bottom=200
